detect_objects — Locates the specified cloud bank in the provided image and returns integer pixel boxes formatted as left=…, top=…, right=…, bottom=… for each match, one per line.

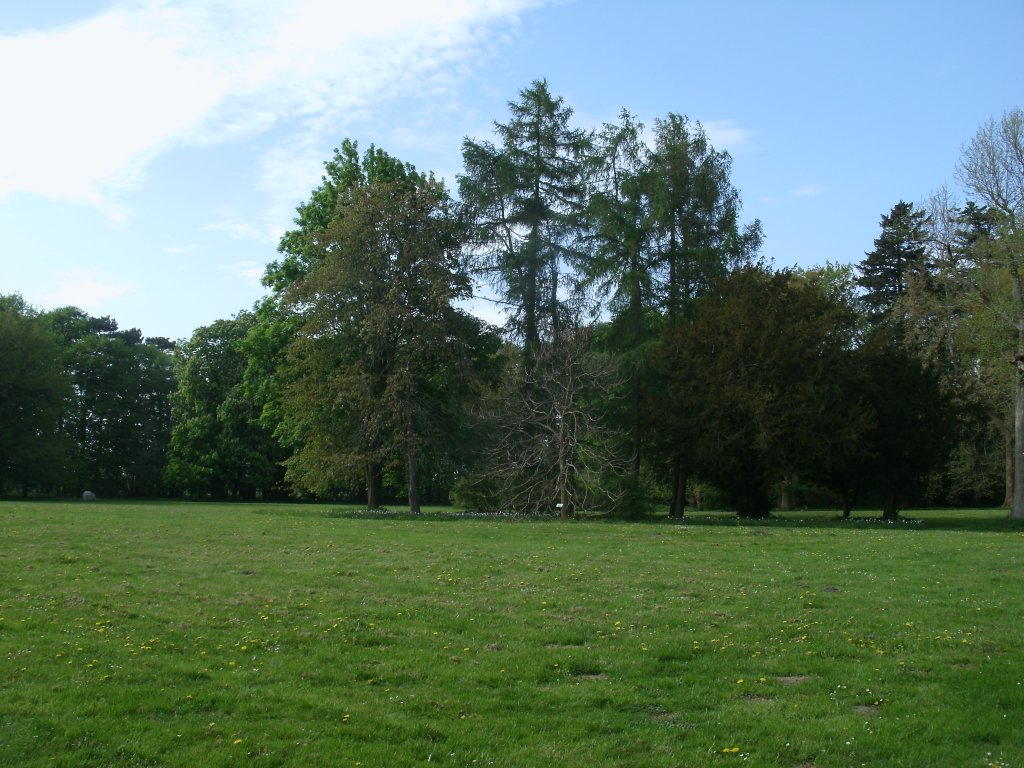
left=0, top=0, right=538, bottom=217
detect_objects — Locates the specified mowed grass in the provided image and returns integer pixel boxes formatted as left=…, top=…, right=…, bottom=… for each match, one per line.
left=1, top=502, right=1022, bottom=768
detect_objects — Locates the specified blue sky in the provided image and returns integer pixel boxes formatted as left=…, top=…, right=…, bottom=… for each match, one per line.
left=1, top=0, right=1021, bottom=341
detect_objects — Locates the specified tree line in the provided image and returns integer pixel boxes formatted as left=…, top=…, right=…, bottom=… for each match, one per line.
left=2, top=82, right=1021, bottom=520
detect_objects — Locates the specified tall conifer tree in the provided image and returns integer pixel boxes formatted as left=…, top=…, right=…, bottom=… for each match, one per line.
left=459, top=79, right=590, bottom=372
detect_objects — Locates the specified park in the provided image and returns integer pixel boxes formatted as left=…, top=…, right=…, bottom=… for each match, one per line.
left=0, top=500, right=1021, bottom=767
left=3, top=73, right=1024, bottom=767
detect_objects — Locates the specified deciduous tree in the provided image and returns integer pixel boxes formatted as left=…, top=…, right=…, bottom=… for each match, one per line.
left=460, top=79, right=590, bottom=372
left=955, top=107, right=1024, bottom=519
left=281, top=175, right=489, bottom=512
left=0, top=297, right=69, bottom=495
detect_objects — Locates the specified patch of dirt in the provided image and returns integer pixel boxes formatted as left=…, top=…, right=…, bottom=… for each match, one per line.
left=776, top=675, right=812, bottom=685
left=821, top=585, right=839, bottom=593
left=854, top=704, right=880, bottom=717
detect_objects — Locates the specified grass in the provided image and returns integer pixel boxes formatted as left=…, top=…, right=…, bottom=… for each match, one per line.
left=0, top=501, right=1021, bottom=767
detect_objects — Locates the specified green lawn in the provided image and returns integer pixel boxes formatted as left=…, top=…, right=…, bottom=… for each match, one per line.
left=1, top=501, right=1021, bottom=767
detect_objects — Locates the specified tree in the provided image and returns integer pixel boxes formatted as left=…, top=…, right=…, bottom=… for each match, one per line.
left=460, top=79, right=590, bottom=373
left=583, top=110, right=660, bottom=491
left=854, top=337, right=957, bottom=519
left=955, top=107, right=1024, bottom=518
left=263, top=139, right=426, bottom=292
left=646, top=114, right=763, bottom=516
left=166, top=312, right=282, bottom=499
left=459, top=327, right=630, bottom=517
left=250, top=140, right=432, bottom=505
left=281, top=174, right=487, bottom=512
left=41, top=308, right=174, bottom=497
left=649, top=114, right=762, bottom=319
left=654, top=267, right=859, bottom=518
left=856, top=200, right=930, bottom=333
left=896, top=191, right=1006, bottom=507
left=0, top=297, right=69, bottom=494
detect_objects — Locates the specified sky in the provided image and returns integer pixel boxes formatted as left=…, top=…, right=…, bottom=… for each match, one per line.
left=1, top=0, right=1021, bottom=341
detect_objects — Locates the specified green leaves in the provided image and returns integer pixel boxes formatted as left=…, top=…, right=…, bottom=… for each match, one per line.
left=279, top=171, right=491, bottom=506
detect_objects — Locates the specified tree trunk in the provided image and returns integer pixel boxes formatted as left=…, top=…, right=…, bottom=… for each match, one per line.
left=842, top=498, right=852, bottom=519
left=881, top=481, right=899, bottom=521
left=1014, top=357, right=1024, bottom=519
left=1003, top=421, right=1014, bottom=509
left=669, top=455, right=685, bottom=518
left=631, top=374, right=642, bottom=487
left=1009, top=265, right=1024, bottom=519
left=366, top=460, right=382, bottom=510
left=407, top=439, right=421, bottom=515
left=557, top=411, right=572, bottom=519
left=779, top=471, right=795, bottom=511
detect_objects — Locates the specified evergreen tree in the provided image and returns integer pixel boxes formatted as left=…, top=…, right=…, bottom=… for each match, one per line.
left=584, top=110, right=660, bottom=491
left=646, top=113, right=762, bottom=515
left=459, top=79, right=590, bottom=372
left=649, top=114, right=762, bottom=320
left=856, top=200, right=930, bottom=332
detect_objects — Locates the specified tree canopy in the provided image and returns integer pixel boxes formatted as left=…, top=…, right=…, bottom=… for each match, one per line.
left=2, top=87, right=1018, bottom=521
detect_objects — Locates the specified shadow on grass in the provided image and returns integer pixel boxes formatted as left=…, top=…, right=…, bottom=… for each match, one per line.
left=255, top=503, right=1024, bottom=534
left=7, top=496, right=1018, bottom=534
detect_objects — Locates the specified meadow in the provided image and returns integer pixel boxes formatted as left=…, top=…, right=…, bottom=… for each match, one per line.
left=1, top=501, right=1021, bottom=768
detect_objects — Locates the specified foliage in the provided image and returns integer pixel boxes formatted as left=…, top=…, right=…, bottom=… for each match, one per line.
left=655, top=267, right=860, bottom=518
left=2, top=85, right=1011, bottom=516
left=280, top=175, right=492, bottom=511
left=856, top=200, right=930, bottom=331
left=851, top=335, right=959, bottom=519
left=40, top=307, right=175, bottom=497
left=166, top=312, right=283, bottom=499
left=460, top=79, right=591, bottom=371
left=648, top=113, right=763, bottom=318
left=0, top=297, right=70, bottom=494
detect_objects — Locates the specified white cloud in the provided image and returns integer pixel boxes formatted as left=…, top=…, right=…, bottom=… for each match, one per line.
left=792, top=183, right=826, bottom=198
left=161, top=244, right=196, bottom=256
left=39, top=267, right=136, bottom=312
left=0, top=0, right=540, bottom=214
left=702, top=120, right=756, bottom=154
left=204, top=219, right=277, bottom=244
left=219, top=260, right=266, bottom=288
